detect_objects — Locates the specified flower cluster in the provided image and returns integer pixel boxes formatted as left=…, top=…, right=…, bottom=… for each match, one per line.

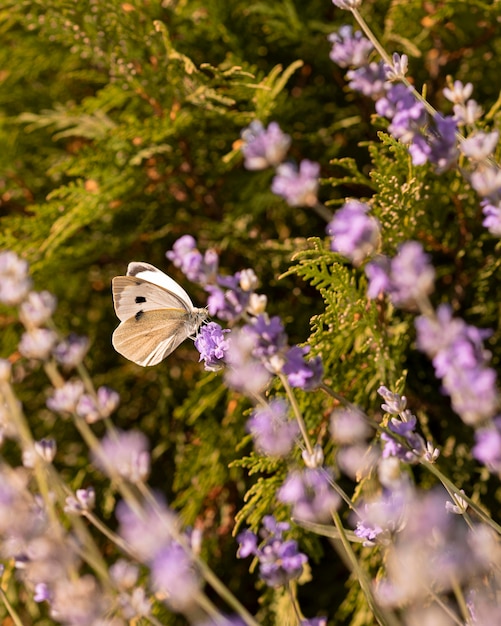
left=166, top=237, right=324, bottom=394
left=237, top=515, right=308, bottom=587
left=415, top=304, right=499, bottom=426
left=240, top=120, right=320, bottom=208
left=329, top=27, right=501, bottom=236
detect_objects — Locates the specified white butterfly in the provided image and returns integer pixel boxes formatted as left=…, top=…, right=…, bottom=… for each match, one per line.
left=112, top=262, right=208, bottom=366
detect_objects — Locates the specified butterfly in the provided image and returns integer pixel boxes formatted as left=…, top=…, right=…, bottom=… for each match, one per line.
left=112, top=262, right=208, bottom=366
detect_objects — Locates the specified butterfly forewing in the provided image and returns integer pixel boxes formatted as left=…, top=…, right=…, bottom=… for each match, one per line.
left=112, top=309, right=190, bottom=367
left=112, top=276, right=191, bottom=322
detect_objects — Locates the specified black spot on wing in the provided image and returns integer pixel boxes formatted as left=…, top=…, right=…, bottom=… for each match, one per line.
left=135, top=310, right=144, bottom=321
left=135, top=296, right=147, bottom=304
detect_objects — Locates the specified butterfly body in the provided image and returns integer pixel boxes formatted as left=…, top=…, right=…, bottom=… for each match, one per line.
left=112, top=262, right=207, bottom=366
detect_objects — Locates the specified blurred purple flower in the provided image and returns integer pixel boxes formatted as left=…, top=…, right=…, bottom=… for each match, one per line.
left=47, top=380, right=85, bottom=414
left=271, top=160, right=320, bottom=207
left=194, top=322, right=230, bottom=371
left=241, top=120, right=291, bottom=170
left=278, top=468, right=340, bottom=522
left=443, top=80, right=473, bottom=104
left=117, top=497, right=177, bottom=563
left=53, top=334, right=89, bottom=369
left=166, top=235, right=218, bottom=285
left=0, top=251, right=32, bottom=305
left=384, top=53, right=408, bottom=82
left=76, top=386, right=120, bottom=423
left=416, top=306, right=499, bottom=425
left=346, top=62, right=387, bottom=98
left=247, top=398, right=299, bottom=457
left=481, top=199, right=501, bottom=236
left=332, top=0, right=362, bottom=9
left=409, top=116, right=459, bottom=173
left=237, top=515, right=307, bottom=588
left=224, top=329, right=271, bottom=395
left=461, top=130, right=499, bottom=161
left=64, top=486, right=95, bottom=514
left=19, top=291, right=57, bottom=327
left=376, top=84, right=426, bottom=142
left=328, top=26, right=373, bottom=68
left=19, top=328, right=58, bottom=360
left=330, top=407, right=372, bottom=444
left=247, top=315, right=288, bottom=361
left=366, top=241, right=435, bottom=307
left=151, top=542, right=201, bottom=612
left=93, top=429, right=150, bottom=483
left=206, top=273, right=250, bottom=322
left=327, top=200, right=380, bottom=265
left=282, top=345, right=323, bottom=390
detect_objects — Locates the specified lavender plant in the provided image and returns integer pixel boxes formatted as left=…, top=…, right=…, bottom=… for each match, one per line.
left=1, top=0, right=501, bottom=625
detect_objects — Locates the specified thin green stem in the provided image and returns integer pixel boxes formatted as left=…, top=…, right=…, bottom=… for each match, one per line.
left=0, top=586, right=25, bottom=626
left=279, top=373, right=314, bottom=457
left=331, top=510, right=399, bottom=626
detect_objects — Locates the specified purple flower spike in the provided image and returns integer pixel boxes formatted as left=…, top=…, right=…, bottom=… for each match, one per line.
left=53, top=333, right=89, bottom=369
left=327, top=200, right=380, bottom=265
left=247, top=398, right=299, bottom=457
left=278, top=468, right=341, bottom=522
left=237, top=515, right=308, bottom=589
left=282, top=345, right=323, bottom=390
left=346, top=62, right=387, bottom=99
left=195, top=322, right=230, bottom=371
left=241, top=121, right=291, bottom=170
left=271, top=160, right=320, bottom=207
left=328, top=26, right=373, bottom=68
left=166, top=235, right=218, bottom=285
left=473, top=418, right=501, bottom=474
left=93, top=430, right=150, bottom=483
left=19, top=290, right=57, bottom=327
left=151, top=542, right=200, bottom=612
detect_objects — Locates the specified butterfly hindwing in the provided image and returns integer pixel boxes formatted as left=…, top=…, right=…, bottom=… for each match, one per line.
left=112, top=309, right=190, bottom=367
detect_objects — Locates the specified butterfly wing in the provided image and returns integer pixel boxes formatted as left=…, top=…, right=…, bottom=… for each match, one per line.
left=112, top=309, right=191, bottom=367
left=127, top=262, right=194, bottom=307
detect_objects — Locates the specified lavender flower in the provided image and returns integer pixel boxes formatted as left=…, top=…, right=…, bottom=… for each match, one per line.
left=375, top=84, right=426, bottom=142
left=377, top=386, right=407, bottom=414
left=53, top=334, right=89, bottom=369
left=166, top=235, right=218, bottom=285
left=346, top=62, right=387, bottom=99
left=117, top=497, right=177, bottom=563
left=330, top=407, right=372, bottom=444
left=247, top=315, right=288, bottom=362
left=461, top=130, right=499, bottom=162
left=47, top=380, right=85, bottom=414
left=384, top=53, right=408, bottom=82
left=19, top=328, right=58, bottom=360
left=278, top=468, right=340, bottom=522
left=247, top=398, right=299, bottom=457
left=194, top=322, right=230, bottom=371
left=76, top=386, right=120, bottom=423
left=415, top=306, right=499, bottom=425
left=282, top=346, right=323, bottom=390
left=19, top=291, right=57, bottom=327
left=109, top=559, right=139, bottom=589
left=93, top=430, right=150, bottom=483
left=469, top=165, right=501, bottom=199
left=327, top=200, right=380, bottom=265
left=381, top=413, right=425, bottom=462
left=271, top=160, right=319, bottom=207
left=151, top=542, right=201, bottom=612
left=224, top=328, right=271, bottom=395
left=472, top=418, right=501, bottom=473
left=409, top=116, right=459, bottom=172
left=0, top=251, right=32, bottom=305
left=206, top=274, right=250, bottom=322
left=366, top=241, right=435, bottom=307
left=240, top=121, right=291, bottom=170
left=328, top=26, right=373, bottom=68
left=332, top=0, right=362, bottom=9
left=453, top=98, right=482, bottom=125
left=237, top=515, right=308, bottom=588
left=481, top=199, right=501, bottom=236
left=64, top=487, right=96, bottom=514
left=443, top=80, right=474, bottom=104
